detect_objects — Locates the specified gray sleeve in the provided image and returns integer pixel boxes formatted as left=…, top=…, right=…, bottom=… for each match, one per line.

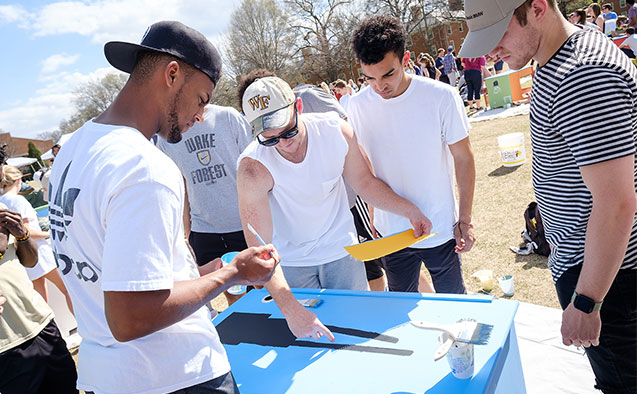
left=296, top=86, right=347, bottom=119
left=233, top=110, right=253, bottom=151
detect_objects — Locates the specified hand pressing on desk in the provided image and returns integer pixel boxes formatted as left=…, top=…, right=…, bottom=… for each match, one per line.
left=283, top=302, right=335, bottom=342
left=263, top=265, right=335, bottom=342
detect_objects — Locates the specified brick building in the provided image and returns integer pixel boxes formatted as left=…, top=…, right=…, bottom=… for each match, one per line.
left=0, top=132, right=53, bottom=158
left=409, top=13, right=469, bottom=59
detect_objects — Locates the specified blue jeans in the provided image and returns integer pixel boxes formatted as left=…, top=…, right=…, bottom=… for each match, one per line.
left=464, top=69, right=482, bottom=102
left=383, top=239, right=466, bottom=294
left=555, top=265, right=636, bottom=394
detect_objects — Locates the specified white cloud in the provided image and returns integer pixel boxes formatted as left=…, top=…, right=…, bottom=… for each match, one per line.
left=29, top=0, right=241, bottom=43
left=36, top=66, right=119, bottom=96
left=0, top=0, right=242, bottom=140
left=0, top=5, right=29, bottom=25
left=42, top=53, right=80, bottom=74
left=0, top=93, right=75, bottom=140
left=0, top=66, right=122, bottom=139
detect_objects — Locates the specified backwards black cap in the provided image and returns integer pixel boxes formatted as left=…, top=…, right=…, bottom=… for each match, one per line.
left=104, top=20, right=222, bottom=85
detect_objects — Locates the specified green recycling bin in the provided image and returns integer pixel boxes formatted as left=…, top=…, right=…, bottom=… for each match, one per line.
left=485, top=73, right=514, bottom=108
left=484, top=65, right=534, bottom=109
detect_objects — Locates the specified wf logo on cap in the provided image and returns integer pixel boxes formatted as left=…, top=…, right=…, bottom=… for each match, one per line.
left=248, top=95, right=271, bottom=112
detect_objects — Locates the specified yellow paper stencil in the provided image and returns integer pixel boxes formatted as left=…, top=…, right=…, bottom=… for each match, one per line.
left=345, top=230, right=438, bottom=261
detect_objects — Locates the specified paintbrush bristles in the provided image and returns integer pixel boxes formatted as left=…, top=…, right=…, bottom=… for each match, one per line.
left=455, top=319, right=493, bottom=345
left=410, top=318, right=494, bottom=346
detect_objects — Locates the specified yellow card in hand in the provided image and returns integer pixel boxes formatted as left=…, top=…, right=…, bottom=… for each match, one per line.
left=345, top=230, right=438, bottom=261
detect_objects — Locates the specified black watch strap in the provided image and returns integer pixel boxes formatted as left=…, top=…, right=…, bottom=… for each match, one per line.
left=571, top=291, right=603, bottom=314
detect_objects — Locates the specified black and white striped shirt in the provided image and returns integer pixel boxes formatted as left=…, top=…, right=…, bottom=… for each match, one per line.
left=530, top=29, right=637, bottom=281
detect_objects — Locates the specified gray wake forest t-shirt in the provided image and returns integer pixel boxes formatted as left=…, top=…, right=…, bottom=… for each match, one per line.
left=157, top=104, right=252, bottom=234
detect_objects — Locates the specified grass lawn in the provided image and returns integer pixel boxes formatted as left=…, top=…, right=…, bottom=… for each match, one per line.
left=211, top=112, right=559, bottom=313
left=461, top=113, right=557, bottom=308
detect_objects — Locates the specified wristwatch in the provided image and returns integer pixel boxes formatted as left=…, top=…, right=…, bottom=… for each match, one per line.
left=571, top=291, right=603, bottom=314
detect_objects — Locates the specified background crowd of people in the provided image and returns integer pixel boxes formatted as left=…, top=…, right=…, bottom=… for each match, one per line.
left=0, top=0, right=636, bottom=392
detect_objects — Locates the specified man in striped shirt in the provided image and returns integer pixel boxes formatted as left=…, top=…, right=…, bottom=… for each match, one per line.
left=442, top=47, right=458, bottom=87
left=460, top=0, right=636, bottom=392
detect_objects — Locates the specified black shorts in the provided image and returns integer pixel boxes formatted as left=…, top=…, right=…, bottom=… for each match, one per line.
left=169, top=371, right=239, bottom=394
left=188, top=230, right=248, bottom=267
left=0, top=319, right=78, bottom=394
left=350, top=197, right=384, bottom=281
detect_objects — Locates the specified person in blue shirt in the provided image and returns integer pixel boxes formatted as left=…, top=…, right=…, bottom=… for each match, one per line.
left=602, top=3, right=617, bottom=20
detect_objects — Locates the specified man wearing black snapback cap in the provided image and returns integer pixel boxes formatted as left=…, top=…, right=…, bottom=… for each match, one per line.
left=49, top=21, right=279, bottom=393
left=460, top=1, right=637, bottom=392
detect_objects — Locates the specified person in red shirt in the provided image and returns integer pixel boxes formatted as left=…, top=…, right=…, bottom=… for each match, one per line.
left=461, top=56, right=491, bottom=111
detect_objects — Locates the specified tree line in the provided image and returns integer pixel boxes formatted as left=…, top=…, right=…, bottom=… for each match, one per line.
left=40, top=0, right=464, bottom=141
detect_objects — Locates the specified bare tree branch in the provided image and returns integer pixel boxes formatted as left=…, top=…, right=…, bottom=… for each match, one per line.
left=224, top=0, right=296, bottom=78
left=285, top=0, right=359, bottom=82
left=57, top=73, right=127, bottom=136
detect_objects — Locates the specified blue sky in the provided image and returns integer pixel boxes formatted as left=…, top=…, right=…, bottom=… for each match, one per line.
left=0, top=0, right=241, bottom=140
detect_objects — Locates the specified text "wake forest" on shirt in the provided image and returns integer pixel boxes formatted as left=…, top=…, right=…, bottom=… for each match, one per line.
left=184, top=133, right=216, bottom=153
left=191, top=164, right=228, bottom=185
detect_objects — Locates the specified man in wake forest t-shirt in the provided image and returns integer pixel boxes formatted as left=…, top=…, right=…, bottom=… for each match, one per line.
left=157, top=104, right=252, bottom=306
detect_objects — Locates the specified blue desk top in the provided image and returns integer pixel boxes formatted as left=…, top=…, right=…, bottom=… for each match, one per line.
left=214, top=289, right=520, bottom=394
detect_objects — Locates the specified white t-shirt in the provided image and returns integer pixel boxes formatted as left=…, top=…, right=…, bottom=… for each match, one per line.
left=238, top=112, right=357, bottom=267
left=348, top=76, right=470, bottom=248
left=0, top=193, right=56, bottom=280
left=49, top=121, right=229, bottom=394
left=339, top=93, right=351, bottom=113
left=623, top=34, right=637, bottom=54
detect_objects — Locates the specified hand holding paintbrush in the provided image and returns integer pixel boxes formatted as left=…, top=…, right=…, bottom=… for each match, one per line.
left=221, top=224, right=280, bottom=288
left=224, top=223, right=279, bottom=291
left=247, top=223, right=279, bottom=264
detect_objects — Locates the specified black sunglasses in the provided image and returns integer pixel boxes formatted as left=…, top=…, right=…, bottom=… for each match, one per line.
left=257, top=112, right=299, bottom=147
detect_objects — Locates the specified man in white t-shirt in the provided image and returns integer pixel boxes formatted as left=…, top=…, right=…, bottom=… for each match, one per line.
left=49, top=21, right=280, bottom=394
left=236, top=75, right=432, bottom=300
left=348, top=15, right=476, bottom=294
left=619, top=27, right=637, bottom=58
